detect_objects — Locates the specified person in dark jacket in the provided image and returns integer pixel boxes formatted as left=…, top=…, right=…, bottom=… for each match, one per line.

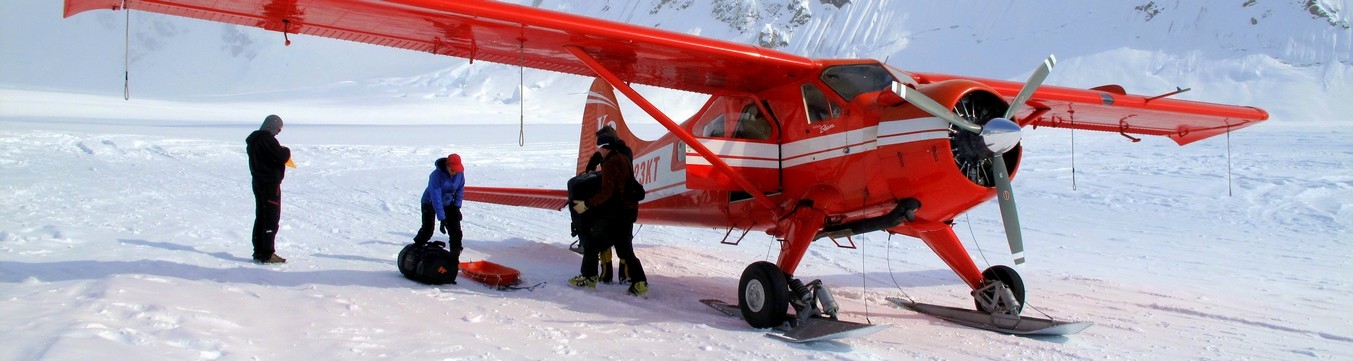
left=581, top=126, right=633, bottom=284
left=414, top=153, right=466, bottom=254
left=246, top=114, right=291, bottom=264
left=570, top=134, right=648, bottom=297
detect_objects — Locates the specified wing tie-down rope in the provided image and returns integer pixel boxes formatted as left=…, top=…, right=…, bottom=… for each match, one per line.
left=122, top=0, right=130, bottom=100
left=517, top=38, right=526, bottom=147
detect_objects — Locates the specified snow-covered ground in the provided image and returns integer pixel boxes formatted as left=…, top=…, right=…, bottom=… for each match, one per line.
left=1, top=95, right=1350, bottom=359
left=2, top=0, right=1351, bottom=359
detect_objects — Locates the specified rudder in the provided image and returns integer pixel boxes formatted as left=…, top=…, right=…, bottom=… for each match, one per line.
left=577, top=77, right=645, bottom=174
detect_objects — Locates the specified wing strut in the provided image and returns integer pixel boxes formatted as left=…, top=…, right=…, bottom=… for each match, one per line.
left=563, top=45, right=779, bottom=212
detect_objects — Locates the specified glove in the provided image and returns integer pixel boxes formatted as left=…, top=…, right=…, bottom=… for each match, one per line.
left=572, top=200, right=588, bottom=214
left=439, top=221, right=448, bottom=234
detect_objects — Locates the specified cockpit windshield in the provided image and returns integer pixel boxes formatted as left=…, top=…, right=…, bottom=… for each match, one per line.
left=820, top=63, right=910, bottom=103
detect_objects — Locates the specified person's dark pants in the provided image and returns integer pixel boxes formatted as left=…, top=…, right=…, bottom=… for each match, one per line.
left=415, top=203, right=462, bottom=251
left=584, top=212, right=644, bottom=282
left=251, top=180, right=281, bottom=260
left=611, top=222, right=645, bottom=283
left=579, top=233, right=612, bottom=278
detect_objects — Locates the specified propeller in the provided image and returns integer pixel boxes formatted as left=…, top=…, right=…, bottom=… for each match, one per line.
left=900, top=54, right=1057, bottom=266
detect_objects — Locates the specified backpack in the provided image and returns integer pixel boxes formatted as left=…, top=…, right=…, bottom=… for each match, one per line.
left=622, top=177, right=644, bottom=223
left=567, top=172, right=600, bottom=205
left=567, top=173, right=601, bottom=236
left=397, top=241, right=460, bottom=285
left=567, top=172, right=644, bottom=203
left=626, top=177, right=645, bottom=202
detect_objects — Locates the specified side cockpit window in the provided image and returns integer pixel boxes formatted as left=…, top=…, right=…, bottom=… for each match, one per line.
left=697, top=96, right=775, bottom=140
left=701, top=115, right=727, bottom=137
left=733, top=104, right=772, bottom=140
left=802, top=84, right=840, bottom=123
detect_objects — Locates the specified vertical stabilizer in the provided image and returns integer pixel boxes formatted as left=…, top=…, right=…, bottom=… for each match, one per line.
left=577, top=77, right=645, bottom=174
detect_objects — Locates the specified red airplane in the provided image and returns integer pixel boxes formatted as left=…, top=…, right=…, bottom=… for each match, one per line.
left=65, top=0, right=1268, bottom=340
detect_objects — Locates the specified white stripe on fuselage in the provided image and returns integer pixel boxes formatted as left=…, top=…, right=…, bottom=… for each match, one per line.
left=685, top=117, right=949, bottom=168
left=633, top=117, right=949, bottom=203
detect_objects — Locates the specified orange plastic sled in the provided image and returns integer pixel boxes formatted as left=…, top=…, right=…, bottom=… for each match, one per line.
left=458, top=260, right=522, bottom=288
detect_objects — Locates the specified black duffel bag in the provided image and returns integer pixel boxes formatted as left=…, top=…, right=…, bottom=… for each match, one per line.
left=397, top=241, right=459, bottom=285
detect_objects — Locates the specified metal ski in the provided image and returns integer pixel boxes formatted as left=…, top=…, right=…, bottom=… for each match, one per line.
left=701, top=299, right=889, bottom=343
left=888, top=297, right=1091, bottom=336
left=701, top=299, right=744, bottom=318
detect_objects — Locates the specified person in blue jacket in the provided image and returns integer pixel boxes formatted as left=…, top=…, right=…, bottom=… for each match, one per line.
left=415, top=153, right=466, bottom=253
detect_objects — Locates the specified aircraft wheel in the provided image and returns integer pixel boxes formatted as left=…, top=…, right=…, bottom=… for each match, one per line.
left=974, top=265, right=1026, bottom=313
left=738, top=261, right=789, bottom=329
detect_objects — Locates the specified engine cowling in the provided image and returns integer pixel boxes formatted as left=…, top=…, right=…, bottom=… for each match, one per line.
left=947, top=90, right=1022, bottom=188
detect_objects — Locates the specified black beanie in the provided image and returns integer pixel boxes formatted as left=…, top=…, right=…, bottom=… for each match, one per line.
left=260, top=114, right=284, bottom=135
left=596, top=134, right=620, bottom=150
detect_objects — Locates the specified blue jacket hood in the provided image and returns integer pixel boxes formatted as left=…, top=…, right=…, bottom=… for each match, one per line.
left=422, top=157, right=464, bottom=221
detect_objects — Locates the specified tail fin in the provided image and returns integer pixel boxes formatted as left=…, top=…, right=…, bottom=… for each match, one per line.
left=577, top=78, right=644, bottom=174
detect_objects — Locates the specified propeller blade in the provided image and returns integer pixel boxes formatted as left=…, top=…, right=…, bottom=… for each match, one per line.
left=899, top=86, right=982, bottom=134
left=1003, top=54, right=1057, bottom=120
left=987, top=54, right=1057, bottom=266
left=991, top=156, right=1025, bottom=265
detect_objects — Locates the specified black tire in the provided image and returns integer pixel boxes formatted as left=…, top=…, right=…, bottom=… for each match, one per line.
left=975, top=265, right=1026, bottom=312
left=738, top=261, right=790, bottom=329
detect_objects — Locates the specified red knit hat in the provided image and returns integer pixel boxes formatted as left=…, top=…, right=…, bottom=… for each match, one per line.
left=447, top=153, right=464, bottom=172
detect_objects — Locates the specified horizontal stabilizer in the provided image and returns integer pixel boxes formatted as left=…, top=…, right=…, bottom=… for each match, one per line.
left=464, top=186, right=568, bottom=211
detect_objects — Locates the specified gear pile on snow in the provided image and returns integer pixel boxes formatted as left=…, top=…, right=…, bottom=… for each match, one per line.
left=397, top=241, right=460, bottom=285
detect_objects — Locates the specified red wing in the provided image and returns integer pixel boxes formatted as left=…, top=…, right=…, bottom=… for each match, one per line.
left=65, top=0, right=818, bottom=95
left=915, top=73, right=1269, bottom=145
left=464, top=186, right=567, bottom=211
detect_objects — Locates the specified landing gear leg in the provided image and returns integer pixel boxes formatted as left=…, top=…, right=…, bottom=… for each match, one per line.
left=738, top=202, right=829, bottom=329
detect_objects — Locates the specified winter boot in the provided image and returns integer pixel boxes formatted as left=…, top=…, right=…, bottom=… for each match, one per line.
left=617, top=259, right=630, bottom=284
left=255, top=254, right=287, bottom=264
left=599, top=249, right=614, bottom=284
left=626, top=281, right=648, bottom=298
left=569, top=275, right=598, bottom=289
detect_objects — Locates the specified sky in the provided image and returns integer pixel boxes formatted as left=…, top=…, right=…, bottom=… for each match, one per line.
left=2, top=0, right=1351, bottom=360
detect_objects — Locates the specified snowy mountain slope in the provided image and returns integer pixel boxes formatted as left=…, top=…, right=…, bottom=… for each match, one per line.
left=3, top=0, right=1350, bottom=126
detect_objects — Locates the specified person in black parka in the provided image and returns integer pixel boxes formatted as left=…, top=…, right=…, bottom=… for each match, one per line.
left=570, top=133, right=648, bottom=297
left=579, top=126, right=633, bottom=284
left=246, top=114, right=291, bottom=264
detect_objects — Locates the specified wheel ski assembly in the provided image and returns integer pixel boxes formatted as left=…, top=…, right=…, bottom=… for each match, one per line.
left=886, top=277, right=1091, bottom=336
left=702, top=275, right=888, bottom=343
